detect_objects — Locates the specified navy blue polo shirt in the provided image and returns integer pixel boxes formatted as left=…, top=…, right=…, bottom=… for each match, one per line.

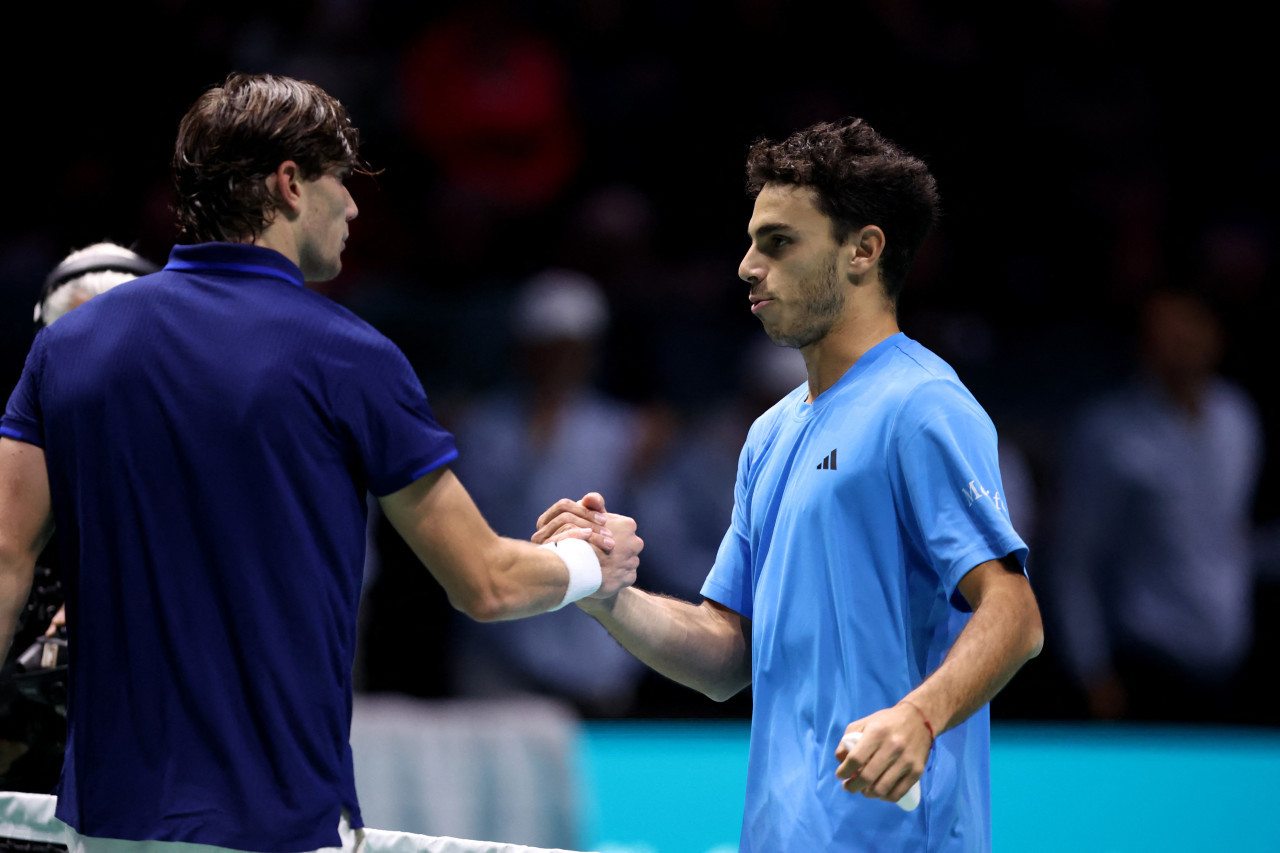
left=1, top=243, right=457, bottom=852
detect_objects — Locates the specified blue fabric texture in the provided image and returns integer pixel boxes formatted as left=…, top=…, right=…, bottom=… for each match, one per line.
left=701, top=333, right=1027, bottom=853
left=2, top=242, right=457, bottom=853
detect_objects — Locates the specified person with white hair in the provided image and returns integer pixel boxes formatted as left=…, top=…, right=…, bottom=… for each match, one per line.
left=34, top=242, right=159, bottom=329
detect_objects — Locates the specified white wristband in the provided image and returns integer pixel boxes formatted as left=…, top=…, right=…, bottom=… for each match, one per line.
left=540, top=538, right=603, bottom=610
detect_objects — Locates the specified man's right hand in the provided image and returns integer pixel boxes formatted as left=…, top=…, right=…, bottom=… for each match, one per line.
left=45, top=603, right=66, bottom=637
left=535, top=492, right=642, bottom=600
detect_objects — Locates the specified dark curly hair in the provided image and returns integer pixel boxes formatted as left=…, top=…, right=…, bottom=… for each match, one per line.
left=745, top=118, right=940, bottom=303
left=172, top=73, right=365, bottom=244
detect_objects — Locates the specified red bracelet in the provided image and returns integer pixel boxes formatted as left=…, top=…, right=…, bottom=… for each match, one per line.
left=899, top=699, right=935, bottom=743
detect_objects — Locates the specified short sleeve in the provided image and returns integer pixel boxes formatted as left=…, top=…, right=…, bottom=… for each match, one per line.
left=700, top=435, right=755, bottom=619
left=889, top=379, right=1028, bottom=611
left=1, top=333, right=47, bottom=448
left=339, top=337, right=458, bottom=497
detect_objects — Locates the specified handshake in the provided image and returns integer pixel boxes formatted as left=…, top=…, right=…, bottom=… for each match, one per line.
left=534, top=491, right=643, bottom=603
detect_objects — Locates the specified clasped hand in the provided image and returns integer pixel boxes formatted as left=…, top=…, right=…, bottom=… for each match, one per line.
left=535, top=492, right=643, bottom=600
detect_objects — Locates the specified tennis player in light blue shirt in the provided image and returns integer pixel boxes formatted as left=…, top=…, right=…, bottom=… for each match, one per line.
left=703, top=332, right=1028, bottom=851
left=537, top=117, right=1043, bottom=852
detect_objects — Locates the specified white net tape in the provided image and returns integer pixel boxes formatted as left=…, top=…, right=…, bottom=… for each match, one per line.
left=0, top=793, right=595, bottom=853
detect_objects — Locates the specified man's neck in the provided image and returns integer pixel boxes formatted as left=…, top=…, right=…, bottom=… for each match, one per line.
left=234, top=223, right=300, bottom=269
left=800, top=306, right=900, bottom=402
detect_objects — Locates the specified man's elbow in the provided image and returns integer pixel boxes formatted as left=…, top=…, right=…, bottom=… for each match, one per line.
left=1021, top=605, right=1045, bottom=662
left=704, top=681, right=747, bottom=703
left=450, top=588, right=511, bottom=623
left=0, top=543, right=37, bottom=583
left=700, top=667, right=751, bottom=703
left=996, top=573, right=1045, bottom=664
left=0, top=547, right=37, bottom=616
left=448, top=576, right=538, bottom=623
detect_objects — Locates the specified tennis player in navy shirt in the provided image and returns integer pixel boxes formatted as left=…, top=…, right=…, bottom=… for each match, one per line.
left=0, top=73, right=641, bottom=853
left=536, top=118, right=1044, bottom=851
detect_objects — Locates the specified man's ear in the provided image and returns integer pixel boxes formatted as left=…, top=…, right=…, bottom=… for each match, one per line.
left=847, top=225, right=886, bottom=280
left=264, top=160, right=305, bottom=218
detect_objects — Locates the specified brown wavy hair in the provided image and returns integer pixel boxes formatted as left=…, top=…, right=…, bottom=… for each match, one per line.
left=745, top=118, right=940, bottom=304
left=172, top=73, right=365, bottom=243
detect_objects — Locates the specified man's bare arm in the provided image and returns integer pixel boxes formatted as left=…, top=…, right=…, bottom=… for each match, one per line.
left=578, top=591, right=751, bottom=701
left=837, top=555, right=1043, bottom=803
left=0, top=438, right=54, bottom=658
left=908, top=556, right=1044, bottom=730
left=379, top=467, right=641, bottom=622
left=536, top=494, right=750, bottom=701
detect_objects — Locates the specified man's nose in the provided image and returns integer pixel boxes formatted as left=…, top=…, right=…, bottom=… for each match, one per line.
left=739, top=248, right=763, bottom=284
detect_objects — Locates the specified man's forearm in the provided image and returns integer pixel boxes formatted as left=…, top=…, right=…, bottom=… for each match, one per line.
left=578, top=589, right=751, bottom=702
left=0, top=437, right=54, bottom=658
left=904, top=567, right=1043, bottom=735
left=379, top=469, right=640, bottom=622
left=0, top=555, right=37, bottom=662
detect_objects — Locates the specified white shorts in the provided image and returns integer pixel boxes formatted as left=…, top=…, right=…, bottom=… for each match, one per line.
left=63, top=812, right=365, bottom=853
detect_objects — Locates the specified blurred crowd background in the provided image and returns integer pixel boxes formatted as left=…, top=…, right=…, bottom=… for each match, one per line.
left=2, top=0, right=1276, bottom=729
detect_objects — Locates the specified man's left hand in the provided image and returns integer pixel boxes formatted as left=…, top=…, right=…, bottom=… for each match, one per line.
left=834, top=702, right=933, bottom=803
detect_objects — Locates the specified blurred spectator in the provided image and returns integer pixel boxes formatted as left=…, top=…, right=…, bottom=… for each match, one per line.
left=629, top=338, right=806, bottom=604
left=396, top=2, right=581, bottom=212
left=1043, top=288, right=1263, bottom=722
left=446, top=268, right=653, bottom=716
left=610, top=337, right=801, bottom=720
left=998, top=438, right=1038, bottom=553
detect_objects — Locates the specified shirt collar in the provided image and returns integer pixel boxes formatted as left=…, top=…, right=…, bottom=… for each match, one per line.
left=164, top=242, right=305, bottom=288
left=795, top=331, right=907, bottom=417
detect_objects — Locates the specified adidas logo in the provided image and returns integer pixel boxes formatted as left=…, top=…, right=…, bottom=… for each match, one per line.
left=816, top=448, right=837, bottom=470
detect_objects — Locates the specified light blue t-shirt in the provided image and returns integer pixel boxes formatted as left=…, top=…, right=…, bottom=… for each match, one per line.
left=701, top=333, right=1028, bottom=853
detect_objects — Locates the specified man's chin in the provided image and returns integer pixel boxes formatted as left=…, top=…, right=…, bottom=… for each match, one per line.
left=762, top=325, right=806, bottom=350
left=302, top=261, right=342, bottom=284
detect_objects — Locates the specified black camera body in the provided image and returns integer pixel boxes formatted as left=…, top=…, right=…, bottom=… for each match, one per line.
left=0, top=562, right=68, bottom=790
left=11, top=635, right=68, bottom=717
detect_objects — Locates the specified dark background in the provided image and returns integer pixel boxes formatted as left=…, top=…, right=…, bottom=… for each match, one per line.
left=2, top=0, right=1276, bottom=725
